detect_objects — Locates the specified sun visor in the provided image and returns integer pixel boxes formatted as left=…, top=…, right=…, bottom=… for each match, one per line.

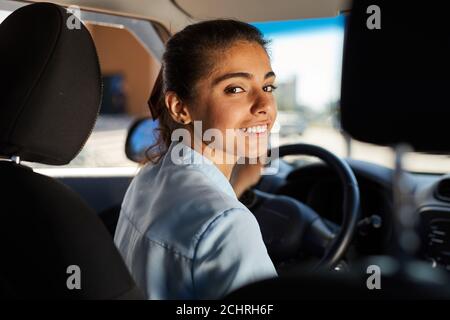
left=341, top=0, right=450, bottom=153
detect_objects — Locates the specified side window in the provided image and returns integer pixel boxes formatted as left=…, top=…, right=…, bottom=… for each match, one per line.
left=0, top=3, right=164, bottom=173
left=0, top=9, right=10, bottom=21
left=65, top=21, right=161, bottom=169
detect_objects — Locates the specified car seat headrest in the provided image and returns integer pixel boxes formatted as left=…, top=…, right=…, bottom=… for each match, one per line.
left=0, top=2, right=102, bottom=165
left=341, top=0, right=450, bottom=153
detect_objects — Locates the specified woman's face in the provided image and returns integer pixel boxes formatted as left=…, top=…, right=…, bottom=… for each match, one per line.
left=188, top=41, right=277, bottom=161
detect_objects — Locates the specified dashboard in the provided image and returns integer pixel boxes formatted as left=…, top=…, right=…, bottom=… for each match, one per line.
left=256, top=158, right=450, bottom=271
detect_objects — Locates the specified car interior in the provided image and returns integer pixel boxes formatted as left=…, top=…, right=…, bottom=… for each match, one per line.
left=1, top=0, right=450, bottom=300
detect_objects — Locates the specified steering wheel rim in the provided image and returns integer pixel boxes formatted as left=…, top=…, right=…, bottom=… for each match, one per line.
left=276, top=143, right=360, bottom=269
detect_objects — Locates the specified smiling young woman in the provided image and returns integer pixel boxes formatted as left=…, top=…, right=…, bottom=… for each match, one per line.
left=114, top=19, right=278, bottom=300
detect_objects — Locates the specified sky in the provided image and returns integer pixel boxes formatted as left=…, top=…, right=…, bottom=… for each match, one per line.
left=253, top=16, right=345, bottom=112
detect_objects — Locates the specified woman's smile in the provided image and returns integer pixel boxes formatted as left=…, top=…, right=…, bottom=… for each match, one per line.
left=238, top=122, right=270, bottom=134
left=239, top=125, right=267, bottom=135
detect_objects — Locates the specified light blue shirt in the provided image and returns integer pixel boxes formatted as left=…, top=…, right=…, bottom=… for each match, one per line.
left=114, top=141, right=277, bottom=300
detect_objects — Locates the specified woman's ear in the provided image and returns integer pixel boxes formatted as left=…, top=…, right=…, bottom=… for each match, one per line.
left=165, top=91, right=192, bottom=124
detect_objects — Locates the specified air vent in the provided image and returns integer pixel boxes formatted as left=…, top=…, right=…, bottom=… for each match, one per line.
left=435, top=178, right=450, bottom=202
left=423, top=217, right=450, bottom=271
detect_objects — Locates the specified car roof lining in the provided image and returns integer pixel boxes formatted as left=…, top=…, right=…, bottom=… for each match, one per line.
left=174, top=0, right=350, bottom=23
left=25, top=0, right=350, bottom=33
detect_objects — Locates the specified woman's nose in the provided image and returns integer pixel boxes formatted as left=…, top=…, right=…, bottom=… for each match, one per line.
left=250, top=93, right=274, bottom=115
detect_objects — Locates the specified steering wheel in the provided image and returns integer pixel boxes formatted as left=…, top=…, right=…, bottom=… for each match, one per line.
left=243, top=143, right=360, bottom=270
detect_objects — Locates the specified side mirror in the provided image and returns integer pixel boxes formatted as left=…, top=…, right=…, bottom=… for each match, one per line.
left=125, top=117, right=159, bottom=163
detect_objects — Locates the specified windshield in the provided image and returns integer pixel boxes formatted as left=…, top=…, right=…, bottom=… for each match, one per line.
left=2, top=6, right=449, bottom=175
left=253, top=16, right=450, bottom=174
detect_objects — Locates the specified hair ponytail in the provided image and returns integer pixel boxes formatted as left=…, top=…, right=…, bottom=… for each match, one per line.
left=148, top=69, right=164, bottom=120
left=144, top=68, right=177, bottom=164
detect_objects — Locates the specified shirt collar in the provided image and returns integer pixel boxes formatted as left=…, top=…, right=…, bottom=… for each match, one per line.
left=164, top=141, right=237, bottom=199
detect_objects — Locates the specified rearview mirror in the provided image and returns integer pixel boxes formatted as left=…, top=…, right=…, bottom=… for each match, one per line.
left=125, top=117, right=159, bottom=163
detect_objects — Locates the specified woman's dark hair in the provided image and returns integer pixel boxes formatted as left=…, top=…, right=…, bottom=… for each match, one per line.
left=145, top=19, right=269, bottom=164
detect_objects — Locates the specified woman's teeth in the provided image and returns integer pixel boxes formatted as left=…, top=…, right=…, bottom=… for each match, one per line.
left=239, top=124, right=268, bottom=134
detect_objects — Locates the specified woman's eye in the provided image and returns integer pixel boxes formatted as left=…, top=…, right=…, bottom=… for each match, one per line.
left=263, top=85, right=278, bottom=93
left=225, top=86, right=245, bottom=94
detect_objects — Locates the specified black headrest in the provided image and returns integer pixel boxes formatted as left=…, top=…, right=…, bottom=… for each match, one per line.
left=341, top=0, right=450, bottom=153
left=0, top=2, right=101, bottom=165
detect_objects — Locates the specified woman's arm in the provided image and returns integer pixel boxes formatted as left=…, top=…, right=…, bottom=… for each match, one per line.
left=230, top=162, right=263, bottom=198
left=192, top=207, right=277, bottom=299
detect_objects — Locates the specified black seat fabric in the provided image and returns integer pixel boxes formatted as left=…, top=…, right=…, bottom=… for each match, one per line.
left=340, top=0, right=450, bottom=153
left=0, top=3, right=143, bottom=299
left=0, top=2, right=101, bottom=164
left=0, top=162, right=142, bottom=299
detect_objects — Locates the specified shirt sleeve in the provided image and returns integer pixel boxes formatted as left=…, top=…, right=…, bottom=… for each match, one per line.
left=192, top=208, right=278, bottom=299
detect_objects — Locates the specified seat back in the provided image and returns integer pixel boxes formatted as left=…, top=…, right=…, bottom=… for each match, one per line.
left=0, top=3, right=143, bottom=299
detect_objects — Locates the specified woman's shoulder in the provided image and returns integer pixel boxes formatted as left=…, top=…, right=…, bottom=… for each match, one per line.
left=127, top=160, right=250, bottom=258
left=141, top=156, right=240, bottom=208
